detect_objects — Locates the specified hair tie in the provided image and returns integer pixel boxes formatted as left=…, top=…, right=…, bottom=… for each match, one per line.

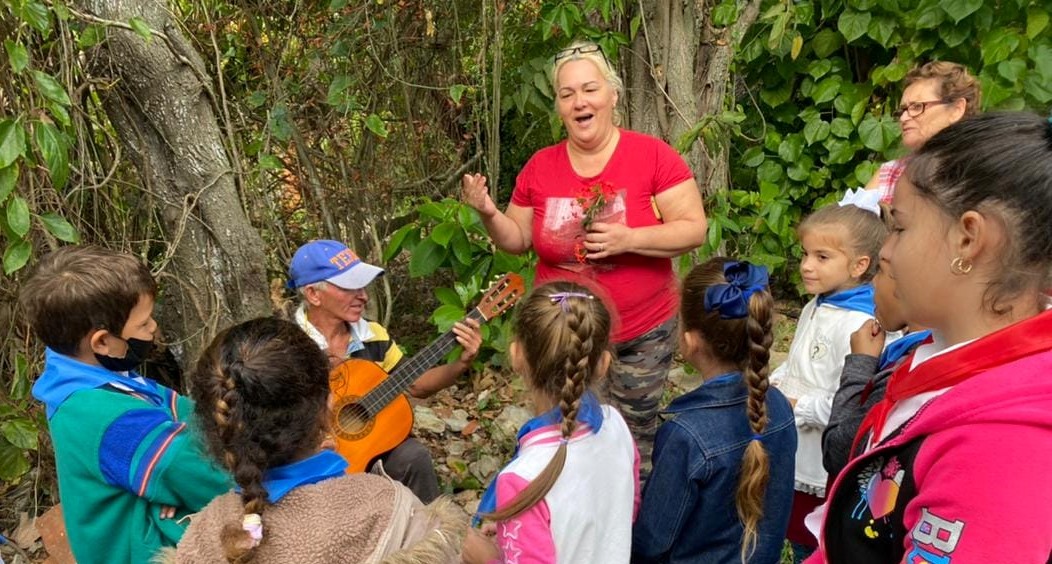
left=837, top=187, right=882, bottom=216
left=703, top=262, right=769, bottom=319
left=548, top=291, right=594, bottom=312
left=751, top=433, right=763, bottom=442
left=559, top=438, right=569, bottom=445
left=242, top=513, right=263, bottom=547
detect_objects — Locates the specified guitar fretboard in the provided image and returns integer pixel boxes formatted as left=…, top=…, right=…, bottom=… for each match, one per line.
left=358, top=308, right=486, bottom=417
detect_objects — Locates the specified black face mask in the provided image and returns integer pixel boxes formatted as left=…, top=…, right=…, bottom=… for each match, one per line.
left=95, top=337, right=155, bottom=372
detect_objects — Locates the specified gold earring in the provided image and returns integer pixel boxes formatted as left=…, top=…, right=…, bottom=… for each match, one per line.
left=950, top=256, right=973, bottom=275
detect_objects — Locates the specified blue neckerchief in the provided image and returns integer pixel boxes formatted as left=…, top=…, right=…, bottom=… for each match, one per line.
left=473, top=391, right=603, bottom=525
left=32, top=348, right=165, bottom=420
left=878, top=330, right=932, bottom=371
left=235, top=449, right=348, bottom=503
left=815, top=284, right=875, bottom=315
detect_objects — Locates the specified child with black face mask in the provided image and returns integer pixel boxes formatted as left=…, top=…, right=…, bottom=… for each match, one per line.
left=21, top=245, right=231, bottom=564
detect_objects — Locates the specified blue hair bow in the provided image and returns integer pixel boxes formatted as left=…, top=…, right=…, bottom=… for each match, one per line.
left=703, top=262, right=769, bottom=319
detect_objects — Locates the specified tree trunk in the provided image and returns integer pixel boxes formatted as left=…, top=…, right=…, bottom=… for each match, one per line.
left=626, top=0, right=762, bottom=194
left=76, top=0, right=272, bottom=367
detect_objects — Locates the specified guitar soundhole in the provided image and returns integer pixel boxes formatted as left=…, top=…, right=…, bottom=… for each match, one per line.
left=331, top=397, right=374, bottom=441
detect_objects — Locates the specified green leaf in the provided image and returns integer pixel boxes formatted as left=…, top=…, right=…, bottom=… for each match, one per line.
left=409, top=237, right=448, bottom=277
left=449, top=84, right=468, bottom=104
left=741, top=146, right=765, bottom=168
left=941, top=0, right=982, bottom=23
left=18, top=2, right=51, bottom=34
left=3, top=239, right=31, bottom=275
left=431, top=304, right=465, bottom=333
left=417, top=202, right=447, bottom=220
left=4, top=40, right=28, bottom=74
left=712, top=0, right=738, bottom=26
left=384, top=224, right=419, bottom=262
left=981, top=29, right=1022, bottom=66
left=0, top=439, right=30, bottom=481
left=630, top=14, right=642, bottom=39
left=7, top=196, right=30, bottom=237
left=258, top=154, right=283, bottom=170
left=33, top=121, right=69, bottom=190
left=883, top=62, right=909, bottom=83
left=435, top=287, right=463, bottom=308
left=11, top=353, right=29, bottom=400
left=1033, top=44, right=1052, bottom=80
left=330, top=0, right=349, bottom=9
left=939, top=21, right=970, bottom=48
left=823, top=138, right=856, bottom=165
left=1, top=419, right=38, bottom=451
left=246, top=91, right=267, bottom=109
left=326, top=75, right=353, bottom=107
left=365, top=114, right=389, bottom=139
left=998, top=59, right=1027, bottom=83
left=854, top=161, right=879, bottom=186
left=807, top=59, right=833, bottom=80
left=77, top=24, right=105, bottom=49
left=0, top=165, right=16, bottom=202
left=0, top=119, right=27, bottom=169
left=830, top=117, right=854, bottom=138
left=787, top=155, right=814, bottom=181
left=759, top=181, right=780, bottom=202
left=760, top=82, right=793, bottom=108
left=38, top=212, right=79, bottom=242
left=778, top=134, right=804, bottom=163
left=803, top=119, right=831, bottom=145
left=857, top=115, right=900, bottom=152
left=812, top=29, right=843, bottom=58
left=431, top=222, right=457, bottom=246
left=867, top=16, right=896, bottom=47
left=1024, top=74, right=1052, bottom=104
left=268, top=105, right=292, bottom=141
left=915, top=0, right=945, bottom=28
left=450, top=229, right=473, bottom=266
left=1028, top=7, right=1050, bottom=39
left=756, top=161, right=784, bottom=184
left=128, top=17, right=153, bottom=42
left=31, top=70, right=71, bottom=107
left=811, top=76, right=842, bottom=104
left=838, top=11, right=871, bottom=42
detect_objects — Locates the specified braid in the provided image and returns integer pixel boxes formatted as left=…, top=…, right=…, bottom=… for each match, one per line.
left=485, top=282, right=610, bottom=522
left=214, top=361, right=269, bottom=563
left=736, top=290, right=774, bottom=563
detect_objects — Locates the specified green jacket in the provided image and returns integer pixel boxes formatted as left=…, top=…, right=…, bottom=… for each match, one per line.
left=34, top=350, right=231, bottom=563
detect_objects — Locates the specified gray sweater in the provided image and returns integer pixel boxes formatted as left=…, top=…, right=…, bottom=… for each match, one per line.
left=821, top=354, right=888, bottom=480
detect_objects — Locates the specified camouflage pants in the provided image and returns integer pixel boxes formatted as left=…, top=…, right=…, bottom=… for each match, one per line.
left=599, top=315, right=678, bottom=479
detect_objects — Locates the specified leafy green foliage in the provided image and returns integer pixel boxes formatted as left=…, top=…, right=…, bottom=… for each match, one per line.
left=385, top=198, right=535, bottom=367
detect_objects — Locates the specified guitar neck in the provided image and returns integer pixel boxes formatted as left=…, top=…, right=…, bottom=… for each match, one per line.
left=360, top=308, right=486, bottom=417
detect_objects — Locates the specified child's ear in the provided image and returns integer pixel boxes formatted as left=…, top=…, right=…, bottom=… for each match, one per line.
left=680, top=329, right=701, bottom=360
left=509, top=340, right=526, bottom=375
left=88, top=329, right=117, bottom=356
left=850, top=255, right=872, bottom=280
left=597, top=349, right=613, bottom=379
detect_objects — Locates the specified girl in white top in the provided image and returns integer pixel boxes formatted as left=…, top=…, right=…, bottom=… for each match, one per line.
left=770, top=190, right=887, bottom=554
left=462, top=281, right=639, bottom=564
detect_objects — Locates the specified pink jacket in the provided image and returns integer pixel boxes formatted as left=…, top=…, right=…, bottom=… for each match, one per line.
left=808, top=347, right=1052, bottom=563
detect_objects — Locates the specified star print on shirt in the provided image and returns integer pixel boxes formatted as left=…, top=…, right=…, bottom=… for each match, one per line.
left=500, top=519, right=524, bottom=563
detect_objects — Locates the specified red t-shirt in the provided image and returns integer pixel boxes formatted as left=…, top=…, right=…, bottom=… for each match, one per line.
left=512, top=129, right=693, bottom=342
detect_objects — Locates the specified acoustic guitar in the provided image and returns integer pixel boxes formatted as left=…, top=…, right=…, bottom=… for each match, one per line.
left=328, top=273, right=525, bottom=473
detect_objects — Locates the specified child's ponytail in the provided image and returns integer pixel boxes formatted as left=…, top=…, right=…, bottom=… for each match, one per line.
left=191, top=318, right=333, bottom=563
left=682, top=259, right=775, bottom=563
left=485, top=283, right=611, bottom=522
left=737, top=287, right=775, bottom=562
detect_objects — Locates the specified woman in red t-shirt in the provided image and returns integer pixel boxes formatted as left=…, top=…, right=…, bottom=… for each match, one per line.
left=461, top=40, right=707, bottom=473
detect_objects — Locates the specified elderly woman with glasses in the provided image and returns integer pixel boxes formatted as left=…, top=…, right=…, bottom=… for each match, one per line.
left=864, top=61, right=980, bottom=203
left=461, top=40, right=707, bottom=475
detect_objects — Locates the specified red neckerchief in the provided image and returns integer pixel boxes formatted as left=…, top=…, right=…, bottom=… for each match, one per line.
left=852, top=309, right=1052, bottom=454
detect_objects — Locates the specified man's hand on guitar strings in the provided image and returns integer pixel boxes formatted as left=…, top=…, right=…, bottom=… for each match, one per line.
left=453, top=319, right=483, bottom=366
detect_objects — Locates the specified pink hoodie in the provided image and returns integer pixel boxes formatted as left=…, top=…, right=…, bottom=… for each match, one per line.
left=808, top=347, right=1052, bottom=563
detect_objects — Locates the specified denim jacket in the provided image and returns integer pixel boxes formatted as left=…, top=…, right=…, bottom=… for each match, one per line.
left=632, top=372, right=797, bottom=564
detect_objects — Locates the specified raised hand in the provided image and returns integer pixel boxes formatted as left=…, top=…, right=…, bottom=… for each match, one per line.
left=850, top=319, right=886, bottom=358
left=462, top=173, right=498, bottom=218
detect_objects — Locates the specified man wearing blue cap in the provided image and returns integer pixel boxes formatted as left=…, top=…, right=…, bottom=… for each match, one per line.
left=288, top=239, right=482, bottom=502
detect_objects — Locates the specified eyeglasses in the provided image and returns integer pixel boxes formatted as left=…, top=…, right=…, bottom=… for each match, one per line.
left=893, top=100, right=949, bottom=119
left=554, top=44, right=604, bottom=62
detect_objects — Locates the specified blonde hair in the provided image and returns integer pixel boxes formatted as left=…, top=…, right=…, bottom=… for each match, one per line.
left=484, top=281, right=612, bottom=521
left=798, top=204, right=888, bottom=282
left=551, top=40, right=624, bottom=126
left=680, top=258, right=774, bottom=562
left=905, top=61, right=981, bottom=117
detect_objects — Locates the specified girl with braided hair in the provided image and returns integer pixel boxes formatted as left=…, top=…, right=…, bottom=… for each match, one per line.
left=162, top=318, right=463, bottom=563
left=632, top=259, right=796, bottom=563
left=463, top=281, right=640, bottom=564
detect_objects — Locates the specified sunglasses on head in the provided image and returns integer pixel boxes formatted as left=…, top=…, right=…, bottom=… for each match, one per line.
left=554, top=44, right=605, bottom=62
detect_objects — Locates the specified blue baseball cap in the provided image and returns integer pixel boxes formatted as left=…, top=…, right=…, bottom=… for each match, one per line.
left=287, top=240, right=385, bottom=290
